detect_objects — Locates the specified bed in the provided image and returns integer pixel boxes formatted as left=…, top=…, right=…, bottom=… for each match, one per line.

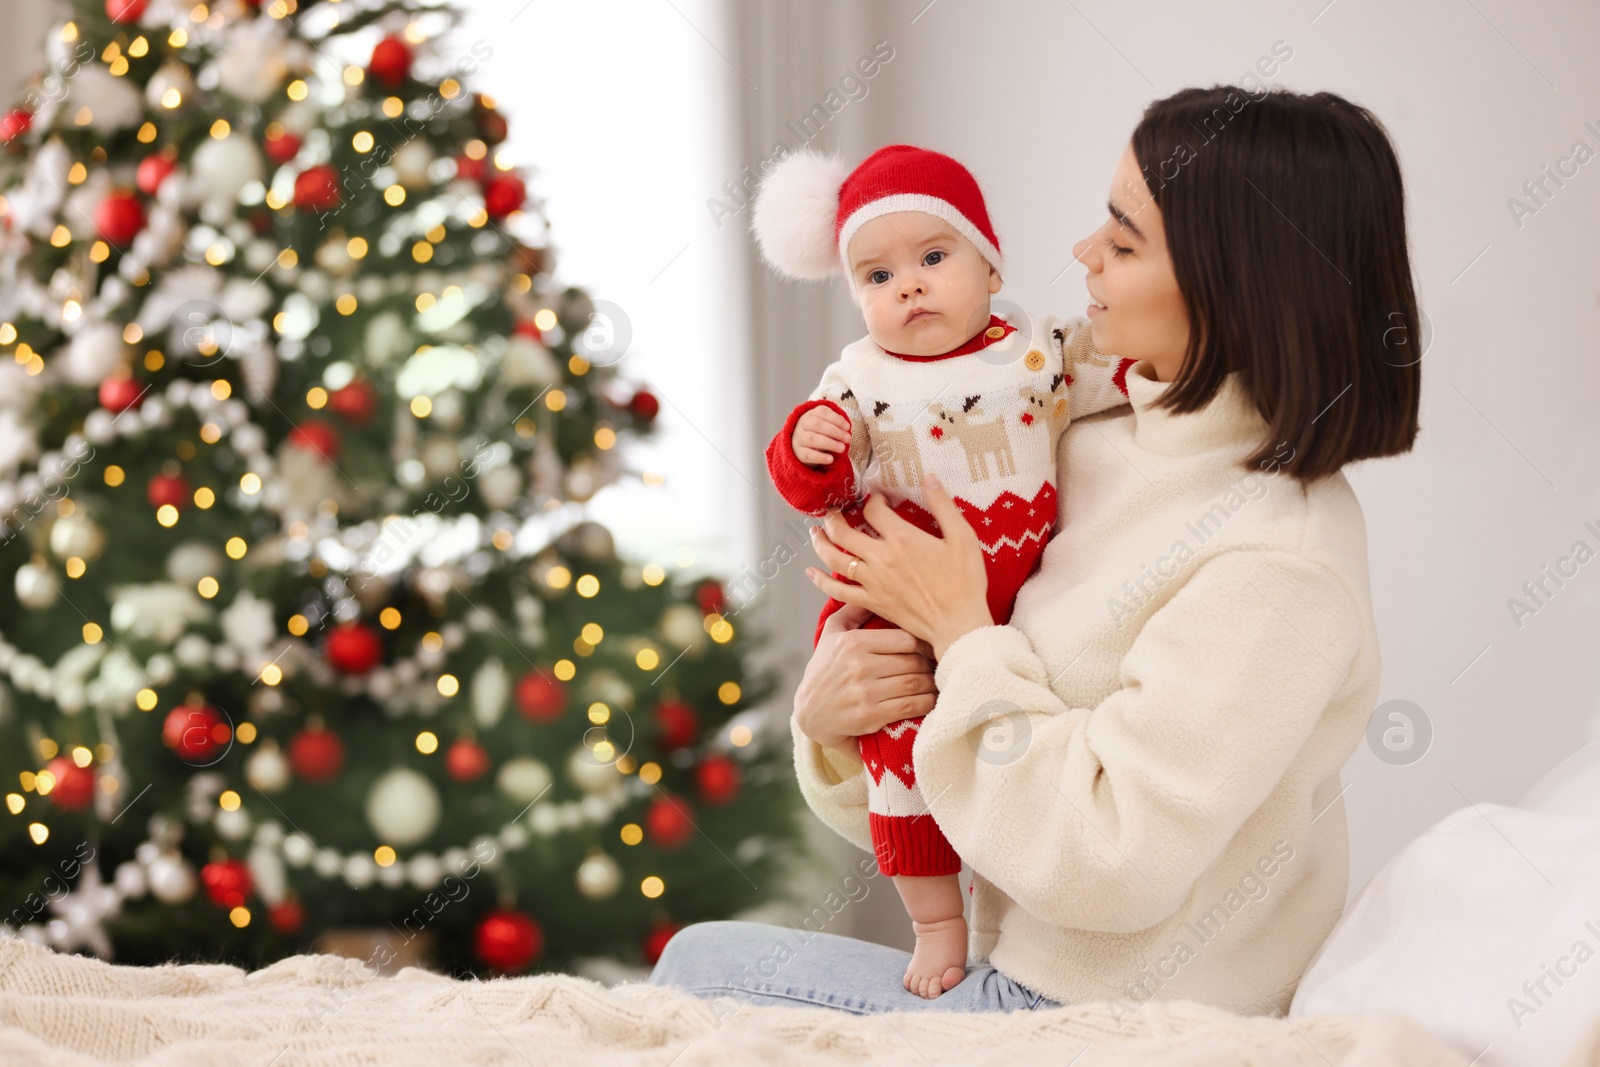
left=0, top=934, right=1470, bottom=1066
left=6, top=736, right=1600, bottom=1067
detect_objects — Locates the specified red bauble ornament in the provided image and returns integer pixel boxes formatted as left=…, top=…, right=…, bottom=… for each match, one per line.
left=325, top=621, right=383, bottom=674
left=98, top=375, right=143, bottom=413
left=695, top=754, right=742, bottom=806
left=200, top=859, right=253, bottom=908
left=645, top=793, right=694, bottom=849
left=445, top=738, right=490, bottom=782
left=368, top=36, right=413, bottom=89
left=268, top=898, right=306, bottom=935
left=453, top=154, right=485, bottom=183
left=694, top=580, right=726, bottom=617
left=481, top=173, right=525, bottom=218
left=94, top=191, right=145, bottom=246
left=512, top=319, right=543, bottom=343
left=263, top=129, right=303, bottom=166
left=515, top=670, right=566, bottom=722
left=1, top=108, right=33, bottom=144
left=287, top=418, right=340, bottom=461
left=327, top=379, right=377, bottom=425
left=162, top=705, right=231, bottom=764
left=653, top=699, right=698, bottom=750
left=44, top=756, right=96, bottom=812
left=642, top=920, right=681, bottom=965
left=288, top=726, right=345, bottom=783
left=146, top=471, right=189, bottom=510
left=293, top=164, right=341, bottom=212
left=106, top=0, right=147, bottom=23
left=136, top=153, right=178, bottom=196
left=473, top=909, right=543, bottom=973
left=627, top=389, right=660, bottom=424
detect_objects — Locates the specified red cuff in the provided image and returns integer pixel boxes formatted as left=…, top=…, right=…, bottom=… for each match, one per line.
left=868, top=812, right=962, bottom=876
left=765, top=398, right=858, bottom=516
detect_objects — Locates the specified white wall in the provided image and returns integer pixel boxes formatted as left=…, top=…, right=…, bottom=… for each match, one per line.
left=779, top=0, right=1600, bottom=906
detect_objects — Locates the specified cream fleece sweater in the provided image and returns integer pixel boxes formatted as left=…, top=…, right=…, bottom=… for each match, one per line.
left=792, top=357, right=1380, bottom=1017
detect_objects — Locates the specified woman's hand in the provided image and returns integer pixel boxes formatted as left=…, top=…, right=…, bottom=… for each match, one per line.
left=804, top=474, right=995, bottom=660
left=793, top=603, right=939, bottom=757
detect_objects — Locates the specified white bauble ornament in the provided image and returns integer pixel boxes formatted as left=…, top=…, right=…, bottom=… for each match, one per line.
left=144, top=61, right=195, bottom=111
left=479, top=464, right=522, bottom=510
left=575, top=850, right=622, bottom=900
left=246, top=741, right=290, bottom=793
left=419, top=435, right=460, bottom=482
left=15, top=560, right=59, bottom=610
left=392, top=140, right=434, bottom=187
left=214, top=20, right=291, bottom=104
left=556, top=520, right=615, bottom=561
left=495, top=757, right=550, bottom=803
left=660, top=604, right=706, bottom=649
left=498, top=335, right=559, bottom=388
left=315, top=235, right=353, bottom=276
left=64, top=322, right=127, bottom=387
left=49, top=513, right=106, bottom=561
left=247, top=845, right=287, bottom=906
left=365, top=768, right=440, bottom=847
left=113, top=861, right=147, bottom=899
left=215, top=806, right=252, bottom=841
left=563, top=457, right=598, bottom=503
left=581, top=668, right=634, bottom=712
left=146, top=854, right=196, bottom=904
left=166, top=542, right=225, bottom=586
left=567, top=745, right=618, bottom=794
left=471, top=658, right=510, bottom=729
left=363, top=311, right=410, bottom=365
left=190, top=136, right=264, bottom=213
left=70, top=65, right=144, bottom=133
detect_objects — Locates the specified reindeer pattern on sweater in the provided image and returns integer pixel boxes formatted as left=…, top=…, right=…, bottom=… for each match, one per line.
left=770, top=311, right=1135, bottom=624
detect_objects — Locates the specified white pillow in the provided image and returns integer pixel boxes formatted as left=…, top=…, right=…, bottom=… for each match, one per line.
left=1290, top=738, right=1600, bottom=1067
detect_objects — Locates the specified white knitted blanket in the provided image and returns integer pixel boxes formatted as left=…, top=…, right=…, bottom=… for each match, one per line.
left=0, top=938, right=1481, bottom=1066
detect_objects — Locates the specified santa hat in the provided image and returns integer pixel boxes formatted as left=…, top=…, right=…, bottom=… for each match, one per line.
left=750, top=144, right=1004, bottom=295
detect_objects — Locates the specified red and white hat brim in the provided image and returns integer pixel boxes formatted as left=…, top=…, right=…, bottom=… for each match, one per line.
left=836, top=193, right=1004, bottom=281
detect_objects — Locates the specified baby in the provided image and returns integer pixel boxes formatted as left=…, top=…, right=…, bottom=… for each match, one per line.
left=753, top=144, right=1137, bottom=999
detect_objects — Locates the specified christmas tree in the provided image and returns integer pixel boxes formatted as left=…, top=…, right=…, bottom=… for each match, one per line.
left=0, top=0, right=807, bottom=977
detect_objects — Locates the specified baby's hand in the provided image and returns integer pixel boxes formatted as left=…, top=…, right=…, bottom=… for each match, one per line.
left=792, top=406, right=852, bottom=468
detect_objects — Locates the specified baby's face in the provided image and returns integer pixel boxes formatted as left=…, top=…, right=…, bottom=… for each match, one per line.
left=846, top=212, right=1000, bottom=356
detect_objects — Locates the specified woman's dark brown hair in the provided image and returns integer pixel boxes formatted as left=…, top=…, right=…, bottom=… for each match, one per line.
left=1130, top=85, right=1422, bottom=482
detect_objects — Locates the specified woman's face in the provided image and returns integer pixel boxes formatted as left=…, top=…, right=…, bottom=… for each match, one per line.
left=1071, top=144, right=1191, bottom=383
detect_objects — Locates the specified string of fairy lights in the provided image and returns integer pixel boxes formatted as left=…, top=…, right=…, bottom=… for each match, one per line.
left=0, top=0, right=773, bottom=963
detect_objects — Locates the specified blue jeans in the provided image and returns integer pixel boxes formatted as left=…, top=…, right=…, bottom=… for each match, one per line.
left=648, top=920, right=1063, bottom=1014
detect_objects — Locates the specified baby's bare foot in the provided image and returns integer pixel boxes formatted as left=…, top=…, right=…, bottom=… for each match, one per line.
left=903, top=915, right=968, bottom=1000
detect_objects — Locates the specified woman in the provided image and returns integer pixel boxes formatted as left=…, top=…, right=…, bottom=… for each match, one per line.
left=650, top=84, right=1421, bottom=1016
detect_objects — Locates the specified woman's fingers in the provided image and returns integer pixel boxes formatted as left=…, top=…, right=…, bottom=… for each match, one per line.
left=820, top=602, right=875, bottom=634
left=819, top=507, right=881, bottom=561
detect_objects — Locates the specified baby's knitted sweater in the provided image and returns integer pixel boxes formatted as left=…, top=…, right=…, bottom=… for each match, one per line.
left=766, top=310, right=1135, bottom=643
left=792, top=362, right=1382, bottom=1016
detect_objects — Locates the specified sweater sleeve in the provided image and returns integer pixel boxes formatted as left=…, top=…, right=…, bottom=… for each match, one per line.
left=1051, top=316, right=1138, bottom=421
left=791, top=712, right=875, bottom=855
left=765, top=399, right=858, bottom=515
left=764, top=353, right=870, bottom=516
left=913, top=548, right=1363, bottom=935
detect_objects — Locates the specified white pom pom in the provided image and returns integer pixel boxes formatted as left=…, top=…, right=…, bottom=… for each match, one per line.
left=750, top=151, right=849, bottom=280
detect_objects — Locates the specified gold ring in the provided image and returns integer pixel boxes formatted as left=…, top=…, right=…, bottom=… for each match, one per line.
left=847, top=557, right=859, bottom=582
